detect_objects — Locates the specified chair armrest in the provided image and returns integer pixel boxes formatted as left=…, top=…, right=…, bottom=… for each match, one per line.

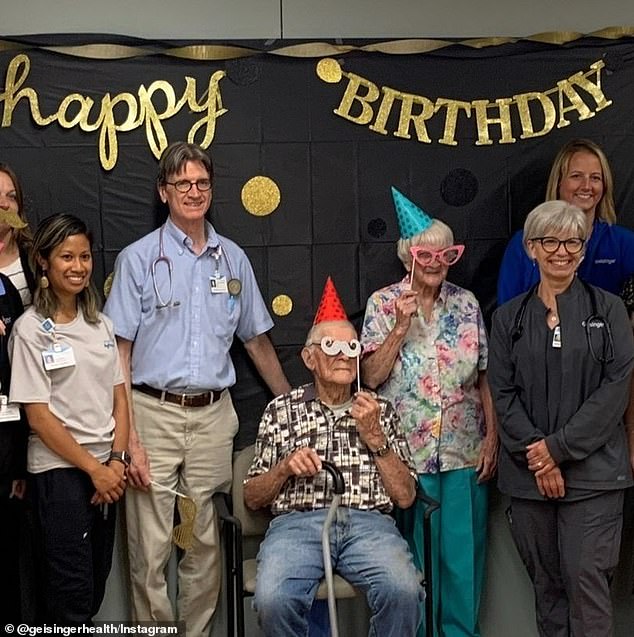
left=212, top=491, right=243, bottom=533
left=415, top=486, right=440, bottom=518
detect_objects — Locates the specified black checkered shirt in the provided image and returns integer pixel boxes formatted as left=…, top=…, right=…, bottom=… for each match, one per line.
left=246, top=384, right=417, bottom=515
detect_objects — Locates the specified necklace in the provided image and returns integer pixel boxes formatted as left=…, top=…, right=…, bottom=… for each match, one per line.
left=548, top=311, right=558, bottom=323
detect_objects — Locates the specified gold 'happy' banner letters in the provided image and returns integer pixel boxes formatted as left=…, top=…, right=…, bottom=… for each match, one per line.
left=0, top=54, right=227, bottom=170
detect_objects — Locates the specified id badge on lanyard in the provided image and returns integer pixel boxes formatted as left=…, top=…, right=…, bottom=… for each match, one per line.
left=0, top=393, right=20, bottom=422
left=40, top=318, right=77, bottom=370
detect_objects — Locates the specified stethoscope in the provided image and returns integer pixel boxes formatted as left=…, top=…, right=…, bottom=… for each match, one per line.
left=151, top=224, right=241, bottom=309
left=511, top=280, right=615, bottom=363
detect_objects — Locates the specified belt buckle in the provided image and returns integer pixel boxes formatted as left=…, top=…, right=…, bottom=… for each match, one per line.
left=180, top=393, right=188, bottom=408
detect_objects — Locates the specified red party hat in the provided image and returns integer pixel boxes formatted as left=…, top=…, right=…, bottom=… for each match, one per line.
left=313, top=276, right=348, bottom=324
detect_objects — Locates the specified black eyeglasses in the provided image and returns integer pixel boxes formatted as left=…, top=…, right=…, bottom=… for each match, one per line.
left=530, top=237, right=585, bottom=254
left=165, top=179, right=212, bottom=193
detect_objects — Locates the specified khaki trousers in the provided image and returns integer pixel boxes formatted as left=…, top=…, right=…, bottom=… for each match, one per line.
left=126, top=389, right=238, bottom=637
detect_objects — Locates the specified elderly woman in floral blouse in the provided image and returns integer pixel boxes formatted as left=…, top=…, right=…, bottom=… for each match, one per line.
left=360, top=188, right=498, bottom=637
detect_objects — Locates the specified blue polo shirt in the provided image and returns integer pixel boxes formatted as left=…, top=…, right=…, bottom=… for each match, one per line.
left=497, top=220, right=634, bottom=305
left=104, top=218, right=274, bottom=392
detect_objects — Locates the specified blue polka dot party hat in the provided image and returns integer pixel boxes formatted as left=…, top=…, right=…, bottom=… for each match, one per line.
left=391, top=186, right=433, bottom=239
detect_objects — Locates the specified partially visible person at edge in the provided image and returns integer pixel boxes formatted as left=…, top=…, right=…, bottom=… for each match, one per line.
left=361, top=187, right=498, bottom=637
left=620, top=274, right=634, bottom=472
left=0, top=268, right=27, bottom=625
left=497, top=138, right=634, bottom=305
left=0, top=162, right=38, bottom=624
left=103, top=141, right=291, bottom=637
left=9, top=213, right=129, bottom=625
left=489, top=200, right=634, bottom=637
left=0, top=162, right=36, bottom=308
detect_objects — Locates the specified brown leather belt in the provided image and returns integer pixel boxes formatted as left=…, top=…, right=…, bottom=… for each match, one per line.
left=132, top=384, right=224, bottom=408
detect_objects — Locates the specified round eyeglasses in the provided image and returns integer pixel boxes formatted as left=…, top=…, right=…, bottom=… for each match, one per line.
left=409, top=244, right=465, bottom=267
left=165, top=179, right=212, bottom=193
left=530, top=237, right=585, bottom=254
left=306, top=337, right=361, bottom=358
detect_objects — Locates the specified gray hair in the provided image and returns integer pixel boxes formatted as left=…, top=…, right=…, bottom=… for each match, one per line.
left=523, top=200, right=587, bottom=256
left=396, top=219, right=455, bottom=269
left=304, top=320, right=356, bottom=347
left=157, top=141, right=214, bottom=186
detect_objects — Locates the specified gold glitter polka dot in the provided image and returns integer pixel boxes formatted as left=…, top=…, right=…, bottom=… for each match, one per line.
left=104, top=272, right=114, bottom=298
left=316, top=58, right=343, bottom=83
left=272, top=294, right=293, bottom=316
left=241, top=176, right=281, bottom=217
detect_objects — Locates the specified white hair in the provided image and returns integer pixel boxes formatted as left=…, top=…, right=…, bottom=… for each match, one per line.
left=304, top=320, right=355, bottom=347
left=396, top=219, right=455, bottom=269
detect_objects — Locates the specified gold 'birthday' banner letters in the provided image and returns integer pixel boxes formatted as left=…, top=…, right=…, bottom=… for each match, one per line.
left=0, top=54, right=227, bottom=170
left=317, top=58, right=612, bottom=145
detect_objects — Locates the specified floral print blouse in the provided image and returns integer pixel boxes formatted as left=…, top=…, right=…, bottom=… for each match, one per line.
left=361, top=277, right=488, bottom=474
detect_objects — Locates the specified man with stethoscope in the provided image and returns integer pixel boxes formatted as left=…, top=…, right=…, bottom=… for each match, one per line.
left=104, top=141, right=290, bottom=637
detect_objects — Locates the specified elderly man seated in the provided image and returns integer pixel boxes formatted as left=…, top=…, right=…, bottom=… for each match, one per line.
left=244, top=277, right=423, bottom=637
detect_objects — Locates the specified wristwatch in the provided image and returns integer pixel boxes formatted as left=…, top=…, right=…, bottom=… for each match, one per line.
left=109, top=450, right=131, bottom=467
left=369, top=444, right=391, bottom=458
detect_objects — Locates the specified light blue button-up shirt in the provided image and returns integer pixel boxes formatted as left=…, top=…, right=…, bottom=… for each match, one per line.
left=104, top=218, right=273, bottom=392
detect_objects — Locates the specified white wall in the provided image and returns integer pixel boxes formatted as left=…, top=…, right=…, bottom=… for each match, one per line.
left=2, top=0, right=632, bottom=39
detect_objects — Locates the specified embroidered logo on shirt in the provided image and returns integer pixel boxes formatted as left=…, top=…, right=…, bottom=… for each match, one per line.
left=594, top=259, right=616, bottom=264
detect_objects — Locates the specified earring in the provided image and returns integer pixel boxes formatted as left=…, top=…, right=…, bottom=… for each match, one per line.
left=40, top=273, right=49, bottom=289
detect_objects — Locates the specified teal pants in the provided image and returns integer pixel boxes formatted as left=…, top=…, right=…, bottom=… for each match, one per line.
left=396, top=467, right=488, bottom=637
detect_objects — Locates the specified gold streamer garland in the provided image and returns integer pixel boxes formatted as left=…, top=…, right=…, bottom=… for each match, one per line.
left=0, top=28, right=633, bottom=60
left=166, top=44, right=259, bottom=60
left=42, top=44, right=154, bottom=59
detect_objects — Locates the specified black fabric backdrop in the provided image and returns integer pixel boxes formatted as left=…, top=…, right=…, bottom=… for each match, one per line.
left=2, top=36, right=634, bottom=446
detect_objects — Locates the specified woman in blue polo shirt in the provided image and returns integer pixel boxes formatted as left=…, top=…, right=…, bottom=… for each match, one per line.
left=497, top=138, right=634, bottom=304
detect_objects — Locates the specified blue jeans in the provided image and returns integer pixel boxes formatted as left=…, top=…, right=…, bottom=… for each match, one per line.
left=254, top=508, right=423, bottom=637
